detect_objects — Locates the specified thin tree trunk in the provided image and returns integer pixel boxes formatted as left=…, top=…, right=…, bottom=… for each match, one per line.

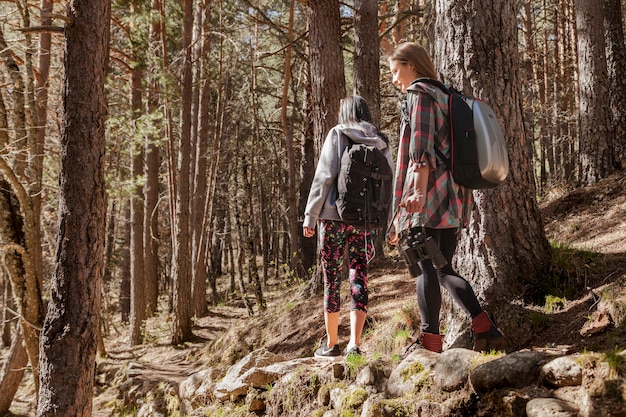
left=171, top=0, right=195, bottom=345
left=575, top=0, right=613, bottom=184
left=521, top=1, right=542, bottom=191
left=191, top=0, right=213, bottom=318
left=120, top=206, right=131, bottom=322
left=0, top=326, right=28, bottom=415
left=32, top=0, right=52, bottom=295
left=232, top=156, right=254, bottom=317
left=1, top=275, right=13, bottom=347
left=279, top=0, right=303, bottom=280
left=354, top=0, right=381, bottom=125
left=130, top=64, right=146, bottom=346
left=144, top=0, right=164, bottom=317
left=604, top=0, right=626, bottom=168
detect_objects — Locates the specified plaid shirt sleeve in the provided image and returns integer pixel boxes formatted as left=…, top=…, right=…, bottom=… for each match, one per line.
left=393, top=84, right=469, bottom=231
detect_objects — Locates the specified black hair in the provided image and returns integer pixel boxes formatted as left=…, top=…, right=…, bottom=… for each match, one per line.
left=338, top=95, right=373, bottom=126
left=338, top=95, right=388, bottom=144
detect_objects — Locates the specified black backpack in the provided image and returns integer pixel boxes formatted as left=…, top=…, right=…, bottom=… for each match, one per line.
left=415, top=78, right=509, bottom=189
left=336, top=136, right=393, bottom=229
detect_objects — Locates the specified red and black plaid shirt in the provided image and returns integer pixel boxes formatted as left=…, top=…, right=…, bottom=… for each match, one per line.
left=392, top=80, right=472, bottom=232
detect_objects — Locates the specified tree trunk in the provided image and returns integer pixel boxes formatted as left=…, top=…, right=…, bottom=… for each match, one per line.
left=307, top=0, right=345, bottom=152
left=299, top=87, right=317, bottom=277
left=0, top=326, right=28, bottom=415
left=435, top=0, right=551, bottom=346
left=0, top=175, right=40, bottom=412
left=575, top=0, right=613, bottom=184
left=171, top=0, right=194, bottom=345
left=37, top=0, right=110, bottom=411
left=1, top=277, right=13, bottom=347
left=0, top=172, right=44, bottom=399
left=191, top=0, right=213, bottom=319
left=144, top=0, right=164, bottom=317
left=120, top=206, right=131, bottom=322
left=354, top=0, right=381, bottom=125
left=130, top=64, right=146, bottom=346
left=354, top=0, right=386, bottom=255
left=604, top=0, right=626, bottom=168
left=31, top=0, right=52, bottom=297
left=305, top=0, right=346, bottom=293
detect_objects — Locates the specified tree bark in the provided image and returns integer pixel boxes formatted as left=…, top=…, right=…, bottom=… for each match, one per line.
left=144, top=0, right=164, bottom=317
left=37, top=0, right=110, bottom=412
left=575, top=0, right=613, bottom=184
left=171, top=0, right=194, bottom=344
left=603, top=0, right=626, bottom=168
left=120, top=206, right=131, bottom=322
left=435, top=0, right=551, bottom=346
left=307, top=0, right=345, bottom=152
left=354, top=0, right=381, bottom=125
left=191, top=0, right=213, bottom=319
left=130, top=64, right=146, bottom=346
left=305, top=0, right=346, bottom=292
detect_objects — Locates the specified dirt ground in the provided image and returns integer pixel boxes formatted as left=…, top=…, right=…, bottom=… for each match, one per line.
left=4, top=170, right=626, bottom=415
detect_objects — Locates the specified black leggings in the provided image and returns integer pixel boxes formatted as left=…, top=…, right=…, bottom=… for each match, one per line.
left=410, top=227, right=483, bottom=334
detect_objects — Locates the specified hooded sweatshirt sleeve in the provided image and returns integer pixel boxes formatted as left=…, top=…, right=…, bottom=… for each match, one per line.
left=303, top=128, right=342, bottom=228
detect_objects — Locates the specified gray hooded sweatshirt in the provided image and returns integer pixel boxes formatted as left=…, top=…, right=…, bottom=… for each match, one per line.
left=303, top=122, right=394, bottom=229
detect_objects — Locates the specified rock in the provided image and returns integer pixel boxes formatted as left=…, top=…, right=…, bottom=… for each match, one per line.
left=179, top=368, right=221, bottom=412
left=433, top=348, right=479, bottom=391
left=414, top=399, right=449, bottom=416
left=470, top=351, right=546, bottom=393
left=553, top=386, right=592, bottom=416
left=356, top=360, right=388, bottom=391
left=386, top=349, right=438, bottom=397
left=356, top=364, right=376, bottom=386
left=329, top=387, right=345, bottom=410
left=359, top=393, right=385, bottom=417
left=541, top=356, right=583, bottom=387
left=526, top=397, right=579, bottom=417
left=245, top=388, right=265, bottom=412
left=213, top=348, right=285, bottom=401
left=580, top=310, right=612, bottom=336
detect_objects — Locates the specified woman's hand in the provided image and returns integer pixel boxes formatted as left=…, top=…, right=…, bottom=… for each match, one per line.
left=402, top=193, right=425, bottom=213
left=303, top=226, right=315, bottom=238
left=388, top=230, right=399, bottom=246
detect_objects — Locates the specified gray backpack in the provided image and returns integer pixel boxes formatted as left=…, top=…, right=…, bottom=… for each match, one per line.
left=414, top=78, right=509, bottom=189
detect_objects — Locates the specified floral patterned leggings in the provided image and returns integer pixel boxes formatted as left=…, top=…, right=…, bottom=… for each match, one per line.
left=319, top=220, right=376, bottom=314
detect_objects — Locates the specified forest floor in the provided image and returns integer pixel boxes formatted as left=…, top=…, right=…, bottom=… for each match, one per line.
left=4, top=169, right=626, bottom=416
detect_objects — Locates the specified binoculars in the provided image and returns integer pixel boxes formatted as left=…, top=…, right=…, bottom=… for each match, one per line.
left=399, top=227, right=448, bottom=277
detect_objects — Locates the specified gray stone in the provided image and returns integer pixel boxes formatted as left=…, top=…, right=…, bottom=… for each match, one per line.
left=526, top=397, right=579, bottom=417
left=541, top=356, right=583, bottom=387
left=386, top=349, right=438, bottom=397
left=213, top=348, right=285, bottom=401
left=553, top=386, right=592, bottom=417
left=433, top=348, right=479, bottom=391
left=329, top=387, right=345, bottom=410
left=179, top=368, right=221, bottom=413
left=470, top=350, right=546, bottom=393
left=356, top=364, right=376, bottom=386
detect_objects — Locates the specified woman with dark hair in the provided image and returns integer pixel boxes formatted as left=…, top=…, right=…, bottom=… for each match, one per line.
left=387, top=42, right=505, bottom=354
left=303, top=95, right=394, bottom=360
